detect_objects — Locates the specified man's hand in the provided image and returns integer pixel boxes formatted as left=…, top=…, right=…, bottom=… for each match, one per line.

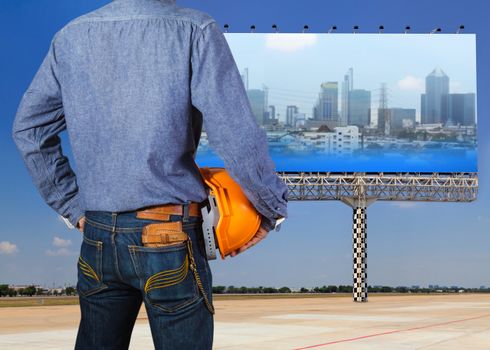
left=77, top=216, right=86, bottom=234
left=228, top=226, right=269, bottom=257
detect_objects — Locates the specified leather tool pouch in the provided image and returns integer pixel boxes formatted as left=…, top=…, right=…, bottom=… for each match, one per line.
left=142, top=221, right=189, bottom=248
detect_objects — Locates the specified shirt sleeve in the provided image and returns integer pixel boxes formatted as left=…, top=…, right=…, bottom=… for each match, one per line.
left=190, top=21, right=288, bottom=228
left=11, top=36, right=84, bottom=228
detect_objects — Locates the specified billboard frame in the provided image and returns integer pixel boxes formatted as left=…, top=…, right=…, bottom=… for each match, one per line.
left=278, top=171, right=478, bottom=302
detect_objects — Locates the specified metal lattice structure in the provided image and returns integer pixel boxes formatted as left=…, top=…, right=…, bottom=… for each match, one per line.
left=278, top=172, right=478, bottom=202
left=277, top=172, right=478, bottom=302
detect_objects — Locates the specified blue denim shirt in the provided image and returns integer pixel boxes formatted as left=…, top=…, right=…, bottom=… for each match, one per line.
left=11, top=0, right=288, bottom=231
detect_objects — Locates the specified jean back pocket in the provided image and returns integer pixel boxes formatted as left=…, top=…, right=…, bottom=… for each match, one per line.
left=77, top=235, right=108, bottom=297
left=129, top=242, right=200, bottom=313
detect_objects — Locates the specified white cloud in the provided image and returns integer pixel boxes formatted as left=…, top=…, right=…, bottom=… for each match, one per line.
left=0, top=241, right=18, bottom=255
left=53, top=236, right=72, bottom=248
left=46, top=236, right=75, bottom=256
left=265, top=33, right=318, bottom=53
left=46, top=248, right=72, bottom=257
left=397, top=75, right=424, bottom=91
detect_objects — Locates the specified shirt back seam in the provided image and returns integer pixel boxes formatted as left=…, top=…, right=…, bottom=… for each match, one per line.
left=62, top=15, right=216, bottom=32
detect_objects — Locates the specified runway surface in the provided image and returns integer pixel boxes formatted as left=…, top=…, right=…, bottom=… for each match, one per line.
left=0, top=294, right=489, bottom=349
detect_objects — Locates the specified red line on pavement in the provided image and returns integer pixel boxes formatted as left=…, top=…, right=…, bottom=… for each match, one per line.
left=293, top=313, right=490, bottom=349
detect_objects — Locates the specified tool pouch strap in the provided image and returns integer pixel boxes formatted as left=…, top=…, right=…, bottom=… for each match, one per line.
left=141, top=221, right=189, bottom=247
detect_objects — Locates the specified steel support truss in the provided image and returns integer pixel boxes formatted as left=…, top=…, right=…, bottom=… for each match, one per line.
left=277, top=172, right=478, bottom=302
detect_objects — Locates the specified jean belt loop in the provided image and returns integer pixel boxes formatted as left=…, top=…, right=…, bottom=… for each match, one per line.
left=111, top=212, right=117, bottom=233
left=182, top=202, right=190, bottom=223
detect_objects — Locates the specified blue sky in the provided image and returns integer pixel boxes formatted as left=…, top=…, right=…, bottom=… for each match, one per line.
left=0, top=0, right=489, bottom=289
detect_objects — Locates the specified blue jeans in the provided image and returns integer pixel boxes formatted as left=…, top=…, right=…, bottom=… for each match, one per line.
left=74, top=209, right=214, bottom=349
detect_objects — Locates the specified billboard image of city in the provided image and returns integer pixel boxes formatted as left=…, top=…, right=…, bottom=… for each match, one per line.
left=196, top=34, right=477, bottom=173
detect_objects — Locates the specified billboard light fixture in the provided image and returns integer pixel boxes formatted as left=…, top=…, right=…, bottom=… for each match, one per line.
left=378, top=25, right=384, bottom=33
left=223, top=23, right=229, bottom=33
left=404, top=25, right=411, bottom=34
left=250, top=25, right=256, bottom=33
left=353, top=25, right=359, bottom=33
left=303, top=25, right=309, bottom=33
left=430, top=27, right=442, bottom=34
left=272, top=24, right=279, bottom=33
left=328, top=25, right=337, bottom=33
left=457, top=25, right=465, bottom=33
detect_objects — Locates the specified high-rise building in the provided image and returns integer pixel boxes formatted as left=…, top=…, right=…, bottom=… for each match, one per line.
left=241, top=68, right=249, bottom=91
left=341, top=68, right=353, bottom=127
left=293, top=113, right=306, bottom=128
left=449, top=93, right=476, bottom=126
left=348, top=89, right=371, bottom=127
left=314, top=82, right=339, bottom=121
left=286, top=105, right=299, bottom=126
left=247, top=89, right=266, bottom=125
left=268, top=105, right=276, bottom=121
left=378, top=108, right=416, bottom=134
left=377, top=83, right=390, bottom=135
left=421, top=68, right=450, bottom=124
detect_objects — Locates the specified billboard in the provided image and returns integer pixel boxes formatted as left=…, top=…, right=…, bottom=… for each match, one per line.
left=196, top=34, right=477, bottom=173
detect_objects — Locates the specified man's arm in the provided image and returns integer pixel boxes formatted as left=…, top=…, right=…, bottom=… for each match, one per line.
left=11, top=35, right=84, bottom=228
left=190, top=21, right=288, bottom=230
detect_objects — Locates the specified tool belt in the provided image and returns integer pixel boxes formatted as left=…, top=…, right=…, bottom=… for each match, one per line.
left=136, top=203, right=214, bottom=314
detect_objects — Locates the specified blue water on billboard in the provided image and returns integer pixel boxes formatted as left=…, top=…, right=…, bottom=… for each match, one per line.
left=196, top=148, right=477, bottom=173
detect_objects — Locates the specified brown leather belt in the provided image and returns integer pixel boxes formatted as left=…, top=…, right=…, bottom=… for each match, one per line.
left=136, top=202, right=201, bottom=221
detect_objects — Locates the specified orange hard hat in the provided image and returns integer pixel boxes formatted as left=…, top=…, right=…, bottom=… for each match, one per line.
left=199, top=167, right=261, bottom=259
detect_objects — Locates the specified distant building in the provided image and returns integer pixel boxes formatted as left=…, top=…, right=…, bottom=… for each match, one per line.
left=268, top=105, right=276, bottom=120
left=449, top=93, right=476, bottom=126
left=421, top=68, right=450, bottom=124
left=340, top=68, right=353, bottom=127
left=286, top=105, right=299, bottom=126
left=293, top=113, right=306, bottom=128
left=9, top=284, right=43, bottom=291
left=332, top=126, right=359, bottom=154
left=247, top=89, right=267, bottom=125
left=378, top=108, right=416, bottom=134
left=348, top=89, right=371, bottom=127
left=240, top=68, right=249, bottom=91
left=301, top=126, right=359, bottom=154
left=314, top=82, right=339, bottom=122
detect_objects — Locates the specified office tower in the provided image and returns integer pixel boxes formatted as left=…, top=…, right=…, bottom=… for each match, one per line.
left=241, top=68, right=249, bottom=91
left=341, top=68, right=353, bottom=126
left=449, top=93, right=476, bottom=126
left=383, top=108, right=416, bottom=133
left=268, top=105, right=276, bottom=121
left=348, top=89, right=371, bottom=127
left=377, top=83, right=389, bottom=135
left=314, top=82, right=339, bottom=121
left=247, top=89, right=266, bottom=125
left=421, top=68, right=450, bottom=124
left=286, top=105, right=299, bottom=126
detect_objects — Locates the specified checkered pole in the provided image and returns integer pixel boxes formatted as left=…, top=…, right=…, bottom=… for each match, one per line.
left=341, top=185, right=376, bottom=303
left=352, top=207, right=368, bottom=302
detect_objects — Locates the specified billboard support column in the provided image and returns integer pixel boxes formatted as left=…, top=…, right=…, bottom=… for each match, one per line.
left=341, top=189, right=377, bottom=302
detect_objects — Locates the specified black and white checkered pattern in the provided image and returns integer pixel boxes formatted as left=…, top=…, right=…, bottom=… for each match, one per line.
left=353, top=207, right=368, bottom=302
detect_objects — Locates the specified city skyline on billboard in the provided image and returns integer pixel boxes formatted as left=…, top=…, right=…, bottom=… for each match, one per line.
left=196, top=34, right=477, bottom=173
